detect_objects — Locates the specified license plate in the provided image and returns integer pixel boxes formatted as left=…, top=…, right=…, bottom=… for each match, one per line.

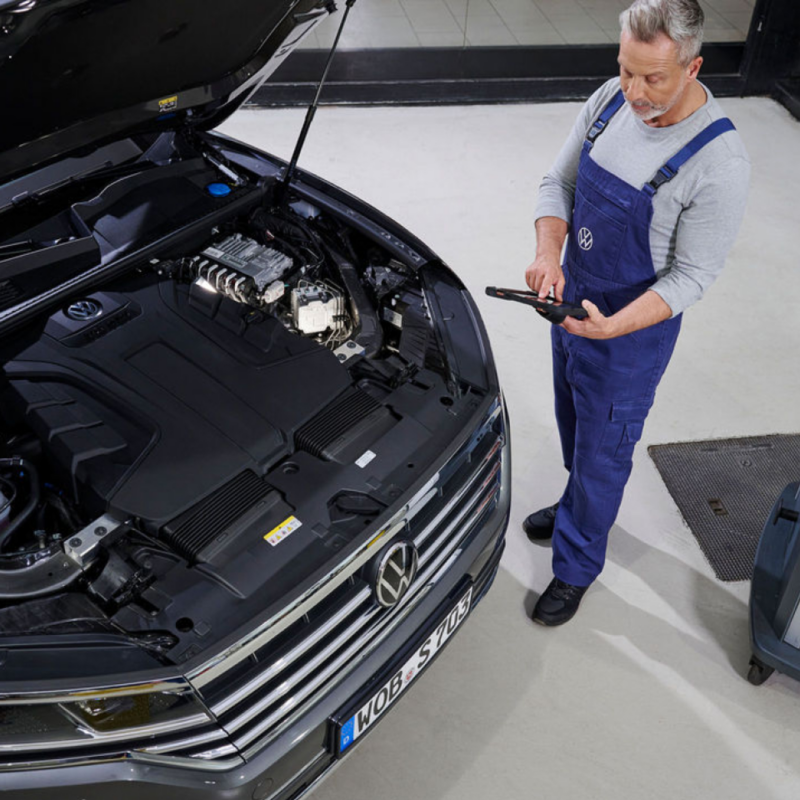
left=336, top=586, right=473, bottom=754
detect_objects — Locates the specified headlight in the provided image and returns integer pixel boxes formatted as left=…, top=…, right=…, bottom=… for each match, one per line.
left=0, top=679, right=214, bottom=761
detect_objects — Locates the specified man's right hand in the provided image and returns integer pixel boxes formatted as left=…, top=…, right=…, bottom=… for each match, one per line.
left=527, top=216, right=569, bottom=301
left=525, top=254, right=565, bottom=301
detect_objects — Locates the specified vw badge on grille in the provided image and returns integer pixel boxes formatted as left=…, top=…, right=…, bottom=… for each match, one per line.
left=66, top=299, right=103, bottom=321
left=374, top=541, right=419, bottom=609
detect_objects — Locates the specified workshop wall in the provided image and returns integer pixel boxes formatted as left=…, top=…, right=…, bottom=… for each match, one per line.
left=251, top=0, right=800, bottom=109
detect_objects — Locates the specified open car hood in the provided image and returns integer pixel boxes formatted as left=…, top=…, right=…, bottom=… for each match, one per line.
left=0, top=0, right=329, bottom=184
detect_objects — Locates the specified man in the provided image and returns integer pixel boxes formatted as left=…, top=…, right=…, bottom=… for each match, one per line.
left=525, top=0, right=750, bottom=625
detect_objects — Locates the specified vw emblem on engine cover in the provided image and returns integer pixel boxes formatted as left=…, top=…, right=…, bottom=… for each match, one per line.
left=374, top=541, right=419, bottom=609
left=66, top=299, right=103, bottom=321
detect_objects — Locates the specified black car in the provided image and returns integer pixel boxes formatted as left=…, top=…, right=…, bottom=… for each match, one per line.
left=0, top=1, right=510, bottom=798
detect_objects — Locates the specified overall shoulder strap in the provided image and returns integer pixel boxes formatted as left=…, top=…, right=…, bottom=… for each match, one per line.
left=645, top=117, right=737, bottom=194
left=585, top=89, right=626, bottom=148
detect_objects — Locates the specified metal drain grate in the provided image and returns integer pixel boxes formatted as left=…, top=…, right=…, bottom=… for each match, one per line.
left=649, top=434, right=800, bottom=582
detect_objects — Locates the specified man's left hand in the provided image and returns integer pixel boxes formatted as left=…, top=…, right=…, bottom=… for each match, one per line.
left=561, top=299, right=618, bottom=339
left=561, top=291, right=672, bottom=340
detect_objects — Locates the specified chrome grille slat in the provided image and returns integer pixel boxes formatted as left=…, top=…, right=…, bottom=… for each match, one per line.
left=136, top=728, right=232, bottom=755
left=211, top=588, right=371, bottom=716
left=414, top=438, right=502, bottom=549
left=418, top=463, right=501, bottom=568
left=187, top=744, right=239, bottom=760
left=130, top=751, right=245, bottom=772
left=222, top=600, right=379, bottom=732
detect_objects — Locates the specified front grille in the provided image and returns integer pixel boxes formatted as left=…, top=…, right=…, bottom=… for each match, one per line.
left=196, top=406, right=505, bottom=758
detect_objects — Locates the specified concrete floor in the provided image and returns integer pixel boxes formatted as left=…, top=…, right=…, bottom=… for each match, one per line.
left=219, top=95, right=800, bottom=800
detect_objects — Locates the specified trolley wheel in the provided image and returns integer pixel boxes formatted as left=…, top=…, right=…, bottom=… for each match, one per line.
left=747, top=656, right=775, bottom=686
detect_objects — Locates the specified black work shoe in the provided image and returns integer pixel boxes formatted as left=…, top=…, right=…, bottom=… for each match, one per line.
left=522, top=502, right=559, bottom=542
left=532, top=578, right=588, bottom=626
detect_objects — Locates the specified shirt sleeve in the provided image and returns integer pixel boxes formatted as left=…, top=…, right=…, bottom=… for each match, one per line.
left=534, top=79, right=620, bottom=225
left=649, top=155, right=751, bottom=316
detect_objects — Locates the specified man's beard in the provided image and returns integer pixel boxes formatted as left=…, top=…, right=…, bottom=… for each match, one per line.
left=625, top=86, right=683, bottom=121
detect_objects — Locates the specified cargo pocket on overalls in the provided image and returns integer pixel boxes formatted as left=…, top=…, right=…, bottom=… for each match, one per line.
left=599, top=400, right=651, bottom=463
left=571, top=186, right=627, bottom=281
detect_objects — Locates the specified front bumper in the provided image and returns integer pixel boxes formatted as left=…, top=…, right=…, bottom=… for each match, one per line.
left=1, top=439, right=510, bottom=800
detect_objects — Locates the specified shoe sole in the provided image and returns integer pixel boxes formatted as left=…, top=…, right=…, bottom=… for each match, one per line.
left=531, top=613, right=574, bottom=626
left=524, top=528, right=554, bottom=543
left=522, top=520, right=554, bottom=541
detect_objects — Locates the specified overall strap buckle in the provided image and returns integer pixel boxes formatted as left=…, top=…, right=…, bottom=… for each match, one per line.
left=648, top=164, right=678, bottom=192
left=587, top=119, right=607, bottom=142
left=585, top=89, right=626, bottom=148
left=645, top=118, right=737, bottom=195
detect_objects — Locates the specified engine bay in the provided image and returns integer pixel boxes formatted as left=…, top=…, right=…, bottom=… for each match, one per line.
left=0, top=185, right=487, bottom=668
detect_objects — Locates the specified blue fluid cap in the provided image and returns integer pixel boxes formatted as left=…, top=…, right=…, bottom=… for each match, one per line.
left=207, top=182, right=232, bottom=198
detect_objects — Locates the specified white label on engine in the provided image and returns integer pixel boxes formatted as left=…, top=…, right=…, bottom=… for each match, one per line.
left=297, top=302, right=332, bottom=334
left=356, top=450, right=377, bottom=469
left=383, top=307, right=403, bottom=328
left=264, top=516, right=302, bottom=546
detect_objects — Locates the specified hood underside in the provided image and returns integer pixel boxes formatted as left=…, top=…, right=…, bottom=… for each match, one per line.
left=0, top=0, right=329, bottom=184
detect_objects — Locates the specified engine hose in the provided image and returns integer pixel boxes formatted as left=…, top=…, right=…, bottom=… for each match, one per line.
left=249, top=210, right=321, bottom=266
left=328, top=248, right=383, bottom=358
left=0, top=458, right=40, bottom=553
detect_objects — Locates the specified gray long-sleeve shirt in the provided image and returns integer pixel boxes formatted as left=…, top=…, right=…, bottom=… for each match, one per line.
left=535, top=78, right=750, bottom=316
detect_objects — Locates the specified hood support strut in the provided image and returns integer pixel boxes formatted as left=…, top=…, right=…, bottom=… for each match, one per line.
left=278, top=0, right=358, bottom=201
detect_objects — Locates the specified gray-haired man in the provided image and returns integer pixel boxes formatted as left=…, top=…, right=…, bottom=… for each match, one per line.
left=524, top=0, right=750, bottom=625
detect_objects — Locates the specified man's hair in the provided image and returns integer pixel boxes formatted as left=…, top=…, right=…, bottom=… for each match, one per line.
left=619, top=0, right=705, bottom=65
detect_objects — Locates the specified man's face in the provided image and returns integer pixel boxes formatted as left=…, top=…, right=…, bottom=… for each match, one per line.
left=618, top=30, right=702, bottom=124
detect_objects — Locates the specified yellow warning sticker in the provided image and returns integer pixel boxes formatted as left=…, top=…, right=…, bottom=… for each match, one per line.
left=265, top=516, right=302, bottom=547
left=159, top=95, right=178, bottom=113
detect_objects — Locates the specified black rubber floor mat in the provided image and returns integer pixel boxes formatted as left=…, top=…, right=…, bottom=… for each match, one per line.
left=648, top=435, right=800, bottom=582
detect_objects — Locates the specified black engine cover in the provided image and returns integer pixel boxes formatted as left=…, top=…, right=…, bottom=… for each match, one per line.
left=1, top=272, right=351, bottom=530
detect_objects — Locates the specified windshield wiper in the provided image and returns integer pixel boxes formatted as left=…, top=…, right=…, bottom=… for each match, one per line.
left=10, top=159, right=157, bottom=208
left=0, top=239, right=35, bottom=259
left=0, top=139, right=146, bottom=215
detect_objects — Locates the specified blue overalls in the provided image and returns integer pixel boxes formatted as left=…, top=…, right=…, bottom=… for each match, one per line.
left=551, top=90, right=736, bottom=587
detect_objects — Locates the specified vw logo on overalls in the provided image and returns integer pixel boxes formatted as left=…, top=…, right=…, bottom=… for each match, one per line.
left=66, top=299, right=103, bottom=321
left=578, top=227, right=594, bottom=251
left=374, top=541, right=418, bottom=608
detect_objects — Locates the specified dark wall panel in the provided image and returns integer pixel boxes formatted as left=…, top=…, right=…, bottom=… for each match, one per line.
left=248, top=1, right=800, bottom=112
left=742, top=0, right=800, bottom=93
left=252, top=44, right=745, bottom=107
